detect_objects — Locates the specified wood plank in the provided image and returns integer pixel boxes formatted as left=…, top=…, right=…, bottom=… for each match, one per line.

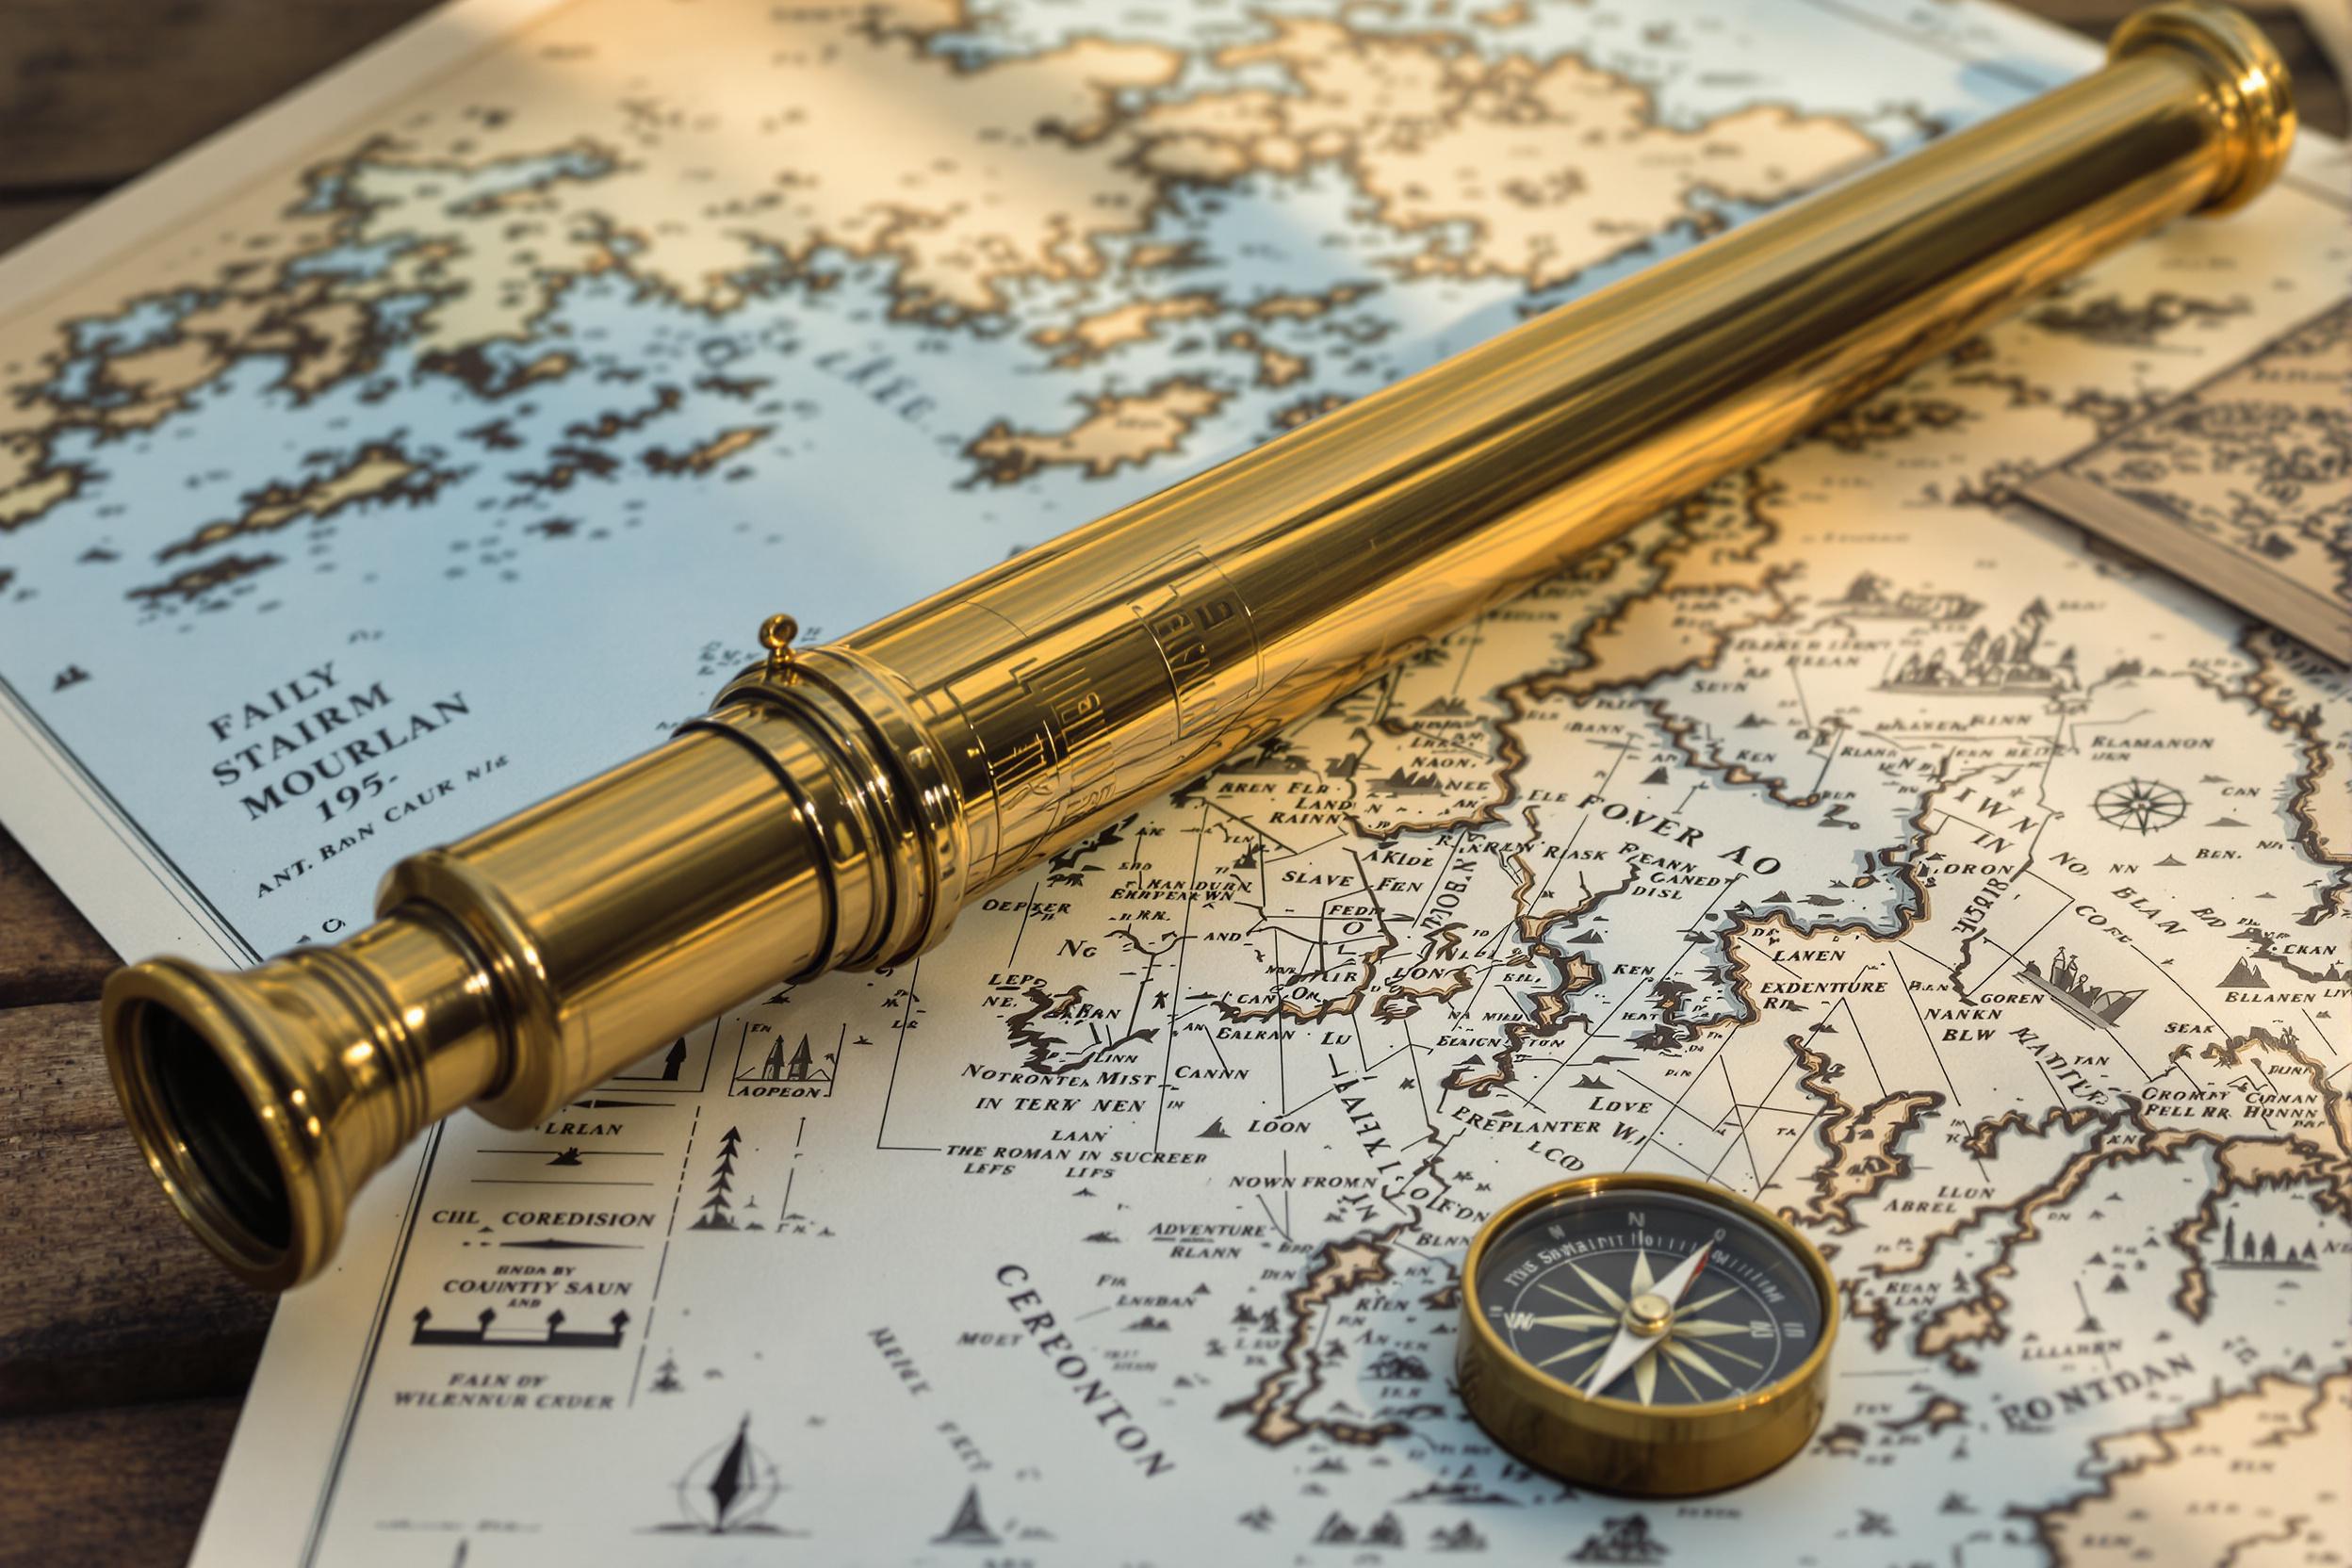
left=0, top=826, right=117, bottom=1008
left=0, top=1396, right=244, bottom=1568
left=0, top=1002, right=273, bottom=1415
left=0, top=0, right=441, bottom=190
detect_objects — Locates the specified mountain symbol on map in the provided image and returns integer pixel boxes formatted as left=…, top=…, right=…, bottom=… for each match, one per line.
left=1818, top=571, right=1979, bottom=621
left=1572, top=1514, right=1669, bottom=1562
left=1881, top=600, right=2073, bottom=694
left=934, top=1485, right=1002, bottom=1546
left=1315, top=1511, right=1405, bottom=1546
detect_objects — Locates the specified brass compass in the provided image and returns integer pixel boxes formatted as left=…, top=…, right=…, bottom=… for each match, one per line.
left=1457, top=1173, right=1838, bottom=1495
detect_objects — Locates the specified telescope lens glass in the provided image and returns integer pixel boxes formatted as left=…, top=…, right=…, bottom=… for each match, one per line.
left=139, top=1004, right=294, bottom=1254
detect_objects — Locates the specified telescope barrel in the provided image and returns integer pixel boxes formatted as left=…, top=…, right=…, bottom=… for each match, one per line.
left=103, top=1, right=2295, bottom=1288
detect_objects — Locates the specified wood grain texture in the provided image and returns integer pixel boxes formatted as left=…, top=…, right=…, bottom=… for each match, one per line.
left=0, top=1396, right=244, bottom=1568
left=0, top=0, right=440, bottom=188
left=0, top=194, right=92, bottom=258
left=0, top=825, right=117, bottom=1007
left=0, top=999, right=274, bottom=1416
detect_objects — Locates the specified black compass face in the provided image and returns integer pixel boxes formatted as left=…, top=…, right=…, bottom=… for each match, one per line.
left=1474, top=1184, right=1825, bottom=1407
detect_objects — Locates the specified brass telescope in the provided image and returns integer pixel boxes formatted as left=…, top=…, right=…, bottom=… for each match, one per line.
left=104, top=2, right=2295, bottom=1289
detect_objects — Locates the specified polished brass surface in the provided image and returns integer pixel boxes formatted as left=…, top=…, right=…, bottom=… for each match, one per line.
left=101, top=2, right=2296, bottom=1289
left=1625, top=1295, right=1674, bottom=1337
left=1455, top=1173, right=1840, bottom=1496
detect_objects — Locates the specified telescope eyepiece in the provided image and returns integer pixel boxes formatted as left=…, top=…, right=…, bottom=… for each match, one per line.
left=120, top=996, right=295, bottom=1258
left=105, top=914, right=512, bottom=1289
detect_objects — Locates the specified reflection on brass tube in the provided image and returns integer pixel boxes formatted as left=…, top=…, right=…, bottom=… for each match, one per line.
left=104, top=2, right=2295, bottom=1288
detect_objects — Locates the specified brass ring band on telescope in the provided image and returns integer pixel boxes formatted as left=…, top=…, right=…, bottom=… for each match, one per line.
left=100, top=1, right=2297, bottom=1290
left=1454, top=1174, right=1840, bottom=1496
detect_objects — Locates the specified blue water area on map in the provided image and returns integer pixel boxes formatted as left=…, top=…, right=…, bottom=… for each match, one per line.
left=0, top=2, right=2078, bottom=954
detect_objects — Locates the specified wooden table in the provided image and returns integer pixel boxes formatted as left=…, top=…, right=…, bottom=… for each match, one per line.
left=0, top=3, right=2340, bottom=1562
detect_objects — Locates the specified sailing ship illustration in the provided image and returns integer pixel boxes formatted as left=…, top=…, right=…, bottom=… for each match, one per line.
left=2018, top=948, right=2143, bottom=1029
left=1882, top=599, right=2074, bottom=694
left=1820, top=571, right=1980, bottom=622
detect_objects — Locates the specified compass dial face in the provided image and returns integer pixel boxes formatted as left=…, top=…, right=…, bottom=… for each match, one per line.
left=1474, top=1182, right=1825, bottom=1408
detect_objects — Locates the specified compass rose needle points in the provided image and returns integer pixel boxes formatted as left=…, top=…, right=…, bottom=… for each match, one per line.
left=1538, top=1281, right=1610, bottom=1315
left=1627, top=1249, right=1657, bottom=1297
left=1665, top=1330, right=1765, bottom=1374
left=1530, top=1311, right=1617, bottom=1331
left=1677, top=1285, right=1739, bottom=1315
left=1658, top=1338, right=1738, bottom=1391
left=1537, top=1333, right=1614, bottom=1370
left=1665, top=1315, right=1749, bottom=1337
left=1567, top=1263, right=1627, bottom=1313
left=1578, top=1244, right=1712, bottom=1397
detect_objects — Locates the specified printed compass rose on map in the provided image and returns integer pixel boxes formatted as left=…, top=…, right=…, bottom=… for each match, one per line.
left=652, top=1414, right=790, bottom=1536
left=2091, top=777, right=2187, bottom=834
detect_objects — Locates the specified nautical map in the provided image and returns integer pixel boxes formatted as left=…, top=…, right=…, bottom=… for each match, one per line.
left=0, top=0, right=2345, bottom=1563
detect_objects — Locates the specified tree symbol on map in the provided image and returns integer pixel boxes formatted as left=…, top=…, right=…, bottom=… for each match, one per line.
left=2092, top=778, right=2186, bottom=834
left=691, top=1127, right=743, bottom=1230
